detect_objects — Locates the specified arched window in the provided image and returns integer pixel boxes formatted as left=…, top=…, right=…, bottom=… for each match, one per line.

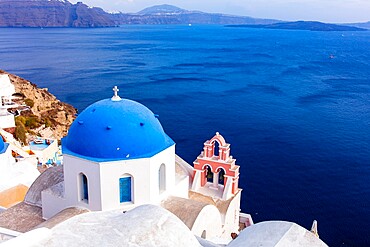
left=119, top=174, right=133, bottom=203
left=205, top=165, right=213, bottom=183
left=79, top=173, right=88, bottom=202
left=201, top=230, right=207, bottom=239
left=218, top=168, right=226, bottom=184
left=213, top=140, right=220, bottom=157
left=159, top=163, right=166, bottom=193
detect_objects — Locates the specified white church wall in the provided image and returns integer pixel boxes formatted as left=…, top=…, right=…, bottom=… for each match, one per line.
left=149, top=145, right=182, bottom=201
left=63, top=154, right=102, bottom=211
left=173, top=175, right=189, bottom=199
left=191, top=204, right=223, bottom=240
left=221, top=191, right=242, bottom=238
left=98, top=145, right=176, bottom=211
left=41, top=190, right=67, bottom=219
left=43, top=145, right=180, bottom=217
left=99, top=157, right=151, bottom=211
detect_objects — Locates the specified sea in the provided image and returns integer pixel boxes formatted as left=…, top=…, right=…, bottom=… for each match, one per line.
left=0, top=25, right=369, bottom=246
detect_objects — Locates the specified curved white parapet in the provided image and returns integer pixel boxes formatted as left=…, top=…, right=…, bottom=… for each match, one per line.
left=0, top=228, right=51, bottom=247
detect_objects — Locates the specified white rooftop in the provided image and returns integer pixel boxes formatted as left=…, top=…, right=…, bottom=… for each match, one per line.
left=0, top=159, right=40, bottom=193
left=227, top=221, right=328, bottom=247
left=3, top=205, right=202, bottom=247
left=0, top=75, right=15, bottom=98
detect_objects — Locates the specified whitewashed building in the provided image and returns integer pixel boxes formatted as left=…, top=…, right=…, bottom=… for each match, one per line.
left=0, top=74, right=16, bottom=132
left=42, top=87, right=188, bottom=217
left=0, top=135, right=40, bottom=209
left=37, top=87, right=240, bottom=240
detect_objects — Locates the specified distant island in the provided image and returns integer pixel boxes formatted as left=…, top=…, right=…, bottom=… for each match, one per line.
left=344, top=21, right=370, bottom=29
left=227, top=21, right=367, bottom=31
left=0, top=0, right=368, bottom=29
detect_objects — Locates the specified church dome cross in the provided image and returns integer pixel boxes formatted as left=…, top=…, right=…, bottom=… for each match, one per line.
left=111, top=86, right=122, bottom=101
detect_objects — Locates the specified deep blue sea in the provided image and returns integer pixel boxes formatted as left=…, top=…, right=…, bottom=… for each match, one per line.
left=1, top=25, right=369, bottom=246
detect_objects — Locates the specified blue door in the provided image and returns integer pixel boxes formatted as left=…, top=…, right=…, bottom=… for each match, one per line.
left=119, top=177, right=131, bottom=203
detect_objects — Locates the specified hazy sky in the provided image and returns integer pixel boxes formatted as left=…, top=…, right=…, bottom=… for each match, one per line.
left=70, top=0, right=370, bottom=23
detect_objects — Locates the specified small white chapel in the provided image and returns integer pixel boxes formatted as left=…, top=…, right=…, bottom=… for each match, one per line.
left=41, top=86, right=242, bottom=238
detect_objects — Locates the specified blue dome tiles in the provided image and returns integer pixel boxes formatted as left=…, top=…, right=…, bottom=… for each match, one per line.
left=62, top=98, right=175, bottom=162
left=0, top=137, right=8, bottom=154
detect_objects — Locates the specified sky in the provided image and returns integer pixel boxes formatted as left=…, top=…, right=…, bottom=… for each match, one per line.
left=69, top=0, right=370, bottom=23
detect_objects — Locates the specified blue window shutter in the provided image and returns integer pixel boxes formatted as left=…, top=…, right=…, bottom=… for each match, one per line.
left=83, top=175, right=88, bottom=200
left=119, top=177, right=131, bottom=203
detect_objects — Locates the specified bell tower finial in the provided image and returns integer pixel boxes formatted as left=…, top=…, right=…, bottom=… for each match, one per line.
left=111, top=86, right=121, bottom=101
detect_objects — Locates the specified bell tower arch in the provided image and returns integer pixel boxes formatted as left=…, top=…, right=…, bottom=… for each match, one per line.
left=191, top=132, right=240, bottom=200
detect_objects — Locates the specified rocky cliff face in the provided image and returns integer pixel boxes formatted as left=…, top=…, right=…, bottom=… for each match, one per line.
left=0, top=1, right=368, bottom=28
left=0, top=0, right=115, bottom=27
left=0, top=1, right=280, bottom=27
left=0, top=69, right=76, bottom=140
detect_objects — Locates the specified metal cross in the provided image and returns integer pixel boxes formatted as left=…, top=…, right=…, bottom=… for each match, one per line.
left=113, top=86, right=119, bottom=97
left=111, top=86, right=122, bottom=101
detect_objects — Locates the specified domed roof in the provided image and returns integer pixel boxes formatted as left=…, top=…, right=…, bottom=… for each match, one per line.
left=227, top=221, right=328, bottom=247
left=63, top=97, right=174, bottom=162
left=0, top=136, right=5, bottom=154
left=33, top=205, right=202, bottom=247
left=0, top=136, right=6, bottom=154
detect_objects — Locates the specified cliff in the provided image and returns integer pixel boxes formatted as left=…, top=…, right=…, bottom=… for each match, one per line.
left=0, top=69, right=76, bottom=140
left=0, top=1, right=279, bottom=27
left=0, top=0, right=115, bottom=27
left=0, top=1, right=368, bottom=28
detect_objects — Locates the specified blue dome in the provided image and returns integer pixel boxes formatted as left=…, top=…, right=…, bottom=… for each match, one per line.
left=0, top=136, right=8, bottom=154
left=63, top=98, right=175, bottom=161
left=0, top=137, right=4, bottom=154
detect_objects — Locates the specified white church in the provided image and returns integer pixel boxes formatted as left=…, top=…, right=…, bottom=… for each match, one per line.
left=0, top=87, right=328, bottom=247
left=40, top=86, right=241, bottom=238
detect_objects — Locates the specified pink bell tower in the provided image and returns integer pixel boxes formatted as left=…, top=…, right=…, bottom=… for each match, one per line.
left=191, top=132, right=240, bottom=200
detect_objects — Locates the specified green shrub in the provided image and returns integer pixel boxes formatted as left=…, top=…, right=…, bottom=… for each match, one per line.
left=25, top=116, right=40, bottom=129
left=15, top=116, right=26, bottom=125
left=24, top=98, right=34, bottom=108
left=15, top=121, right=27, bottom=144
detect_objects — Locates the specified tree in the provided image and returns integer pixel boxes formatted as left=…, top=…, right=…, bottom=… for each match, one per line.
left=15, top=120, right=27, bottom=145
